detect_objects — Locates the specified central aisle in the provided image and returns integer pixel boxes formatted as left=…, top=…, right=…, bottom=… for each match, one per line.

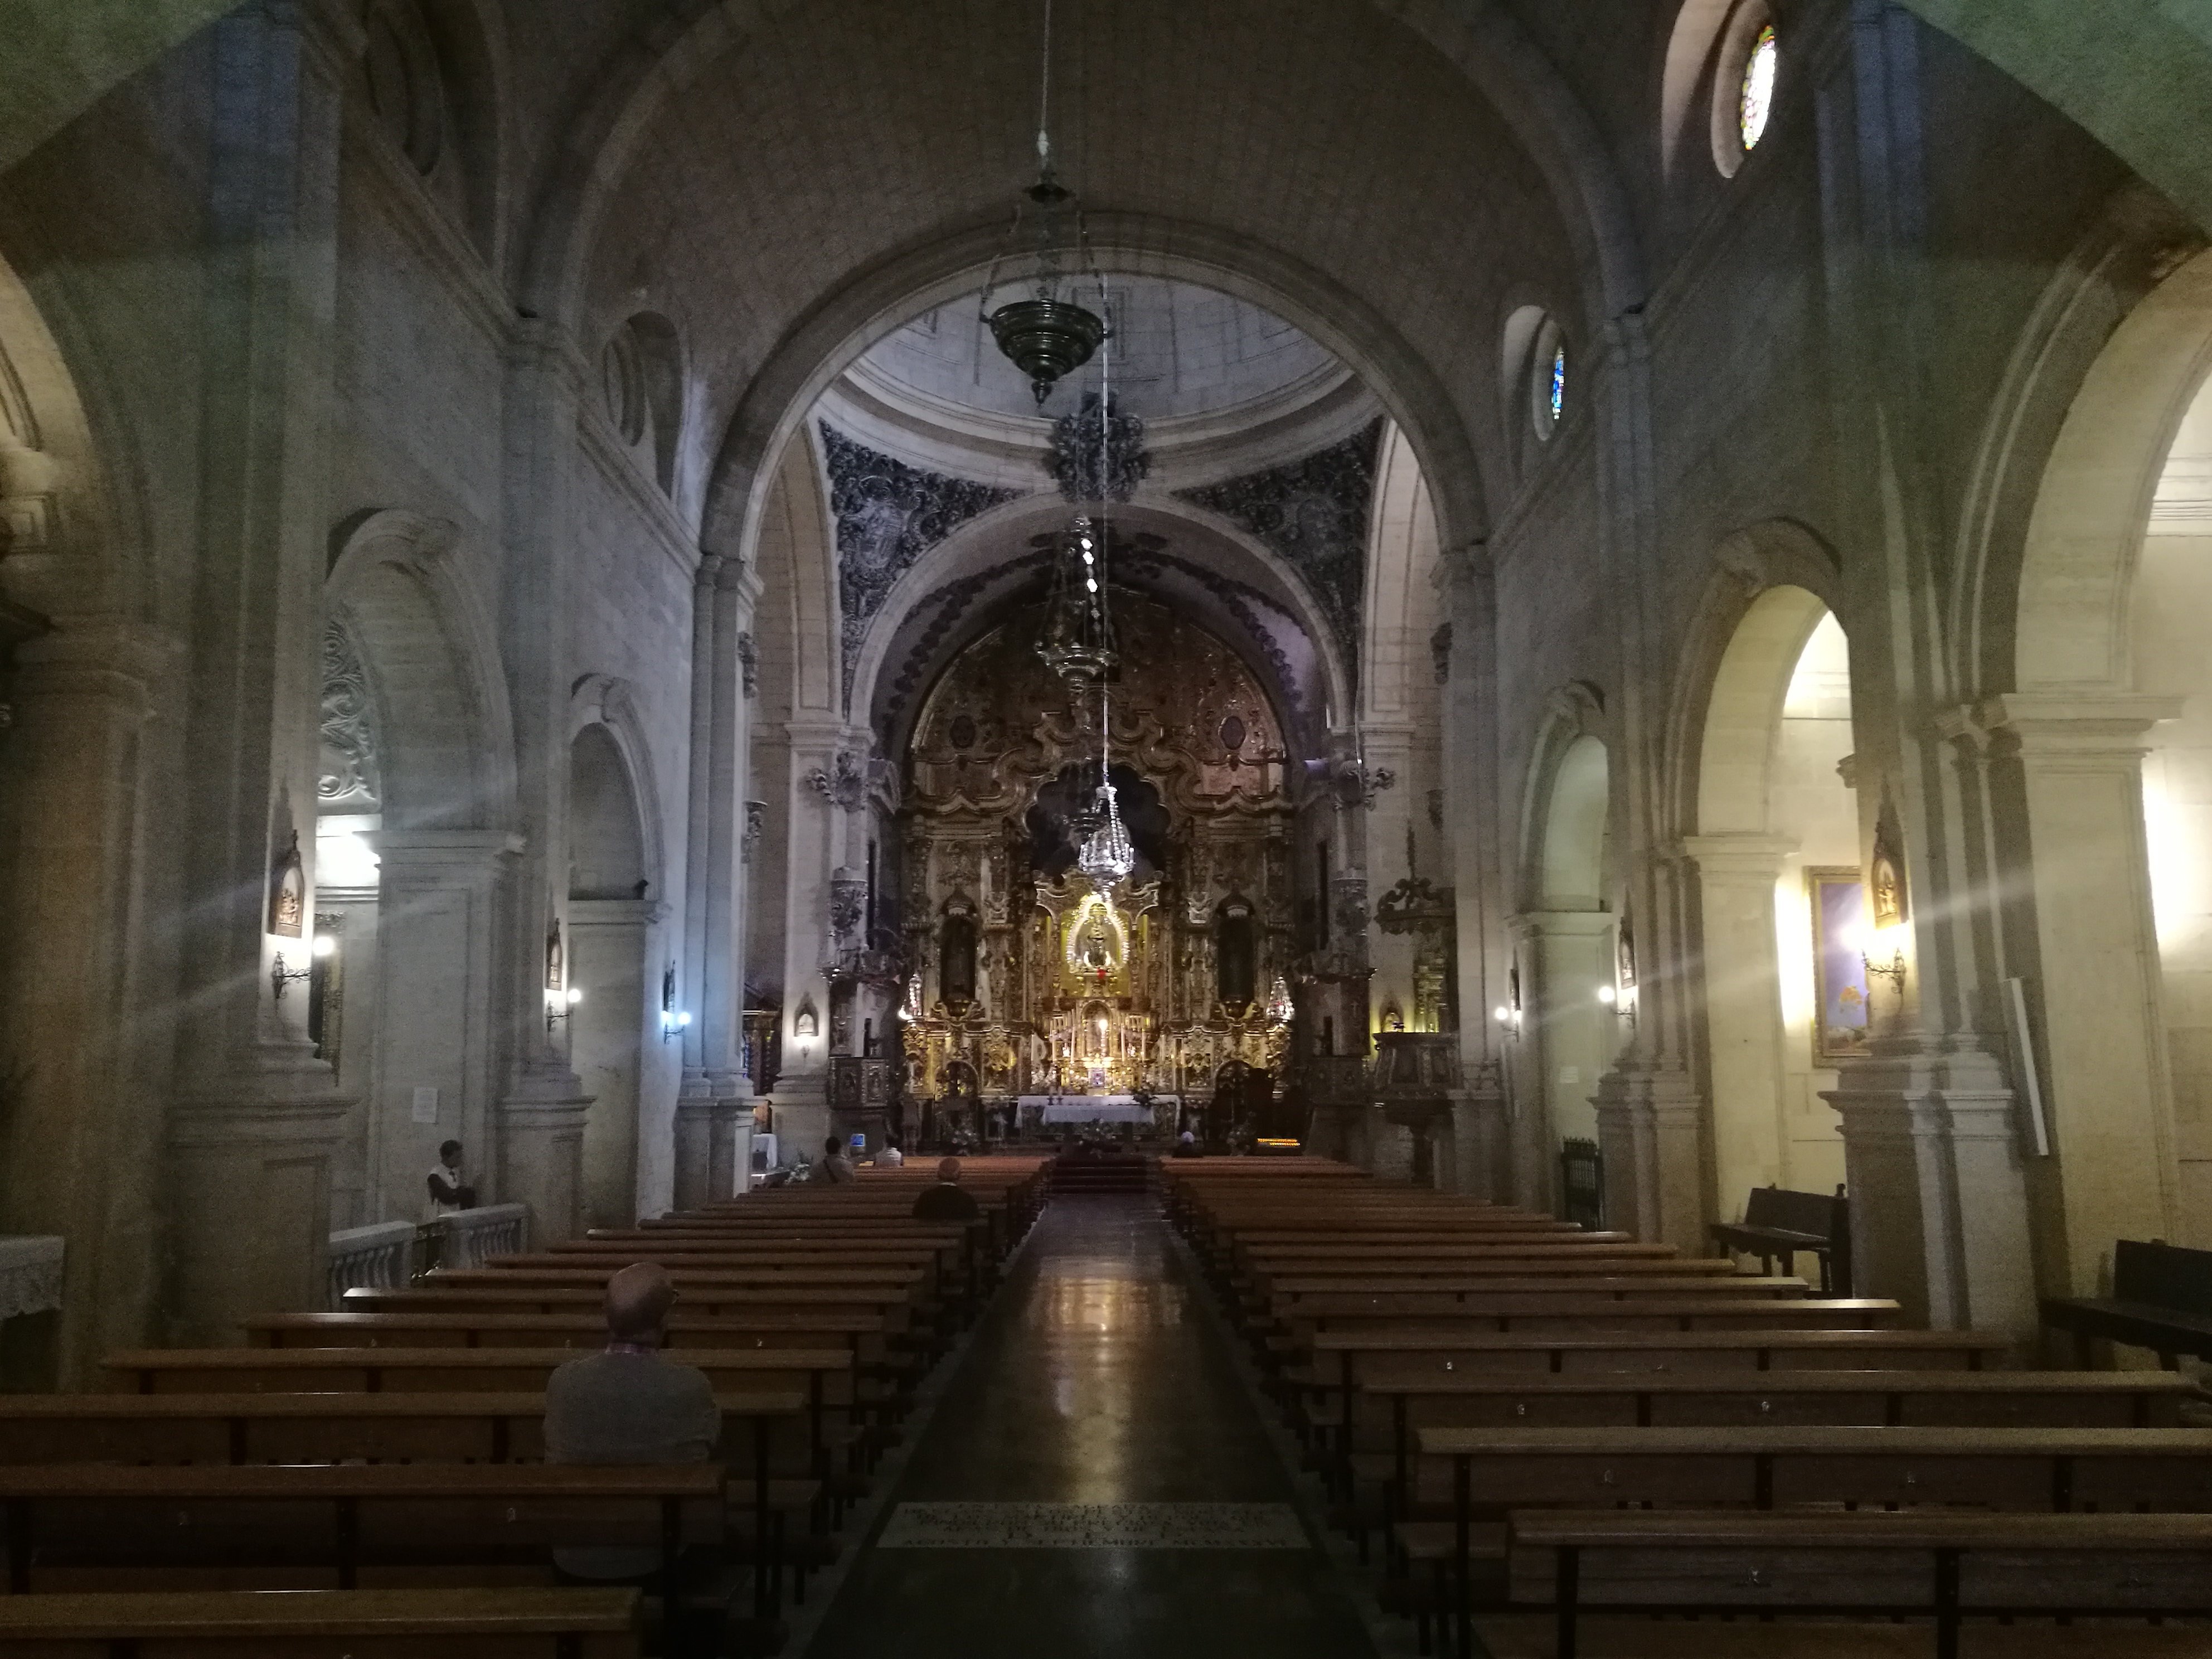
left=804, top=1192, right=1381, bottom=1658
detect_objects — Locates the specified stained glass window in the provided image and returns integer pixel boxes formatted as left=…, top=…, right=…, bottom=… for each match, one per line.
left=1548, top=346, right=1567, bottom=425
left=1739, top=25, right=1778, bottom=151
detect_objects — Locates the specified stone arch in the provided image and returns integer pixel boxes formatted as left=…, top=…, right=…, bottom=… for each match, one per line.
left=567, top=672, right=666, bottom=903
left=360, top=0, right=509, bottom=259
left=564, top=715, right=657, bottom=1231
left=1519, top=683, right=1612, bottom=912
left=324, top=510, right=515, bottom=832
left=700, top=221, right=1492, bottom=589
left=2012, top=245, right=2212, bottom=696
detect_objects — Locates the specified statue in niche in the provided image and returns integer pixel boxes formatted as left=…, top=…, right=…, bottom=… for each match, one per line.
left=940, top=901, right=978, bottom=1013
left=1215, top=896, right=1257, bottom=1015
left=268, top=832, right=305, bottom=938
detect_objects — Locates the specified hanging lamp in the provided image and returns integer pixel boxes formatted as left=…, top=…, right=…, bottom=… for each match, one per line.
left=978, top=0, right=1105, bottom=406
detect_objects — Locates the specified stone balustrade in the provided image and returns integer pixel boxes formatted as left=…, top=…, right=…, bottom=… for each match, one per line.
left=324, top=1203, right=528, bottom=1307
left=324, top=1220, right=418, bottom=1309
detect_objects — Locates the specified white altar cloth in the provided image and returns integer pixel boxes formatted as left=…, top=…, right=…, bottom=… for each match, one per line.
left=1022, top=1095, right=1173, bottom=1124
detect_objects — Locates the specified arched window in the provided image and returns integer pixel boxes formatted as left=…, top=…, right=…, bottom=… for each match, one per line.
left=1531, top=315, right=1566, bottom=440
left=939, top=899, right=978, bottom=1012
left=1216, top=897, right=1257, bottom=1013
left=1739, top=25, right=1779, bottom=152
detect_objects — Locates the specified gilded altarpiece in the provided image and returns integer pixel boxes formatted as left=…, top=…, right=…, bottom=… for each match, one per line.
left=900, top=599, right=1295, bottom=1118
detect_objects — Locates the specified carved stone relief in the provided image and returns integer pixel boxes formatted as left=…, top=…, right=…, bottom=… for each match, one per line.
left=318, top=620, right=381, bottom=808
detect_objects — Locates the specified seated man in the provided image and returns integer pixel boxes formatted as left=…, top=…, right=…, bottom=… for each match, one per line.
left=544, top=1262, right=721, bottom=1587
left=808, top=1133, right=857, bottom=1184
left=910, top=1156, right=980, bottom=1223
left=877, top=1138, right=905, bottom=1168
left=425, top=1139, right=476, bottom=1217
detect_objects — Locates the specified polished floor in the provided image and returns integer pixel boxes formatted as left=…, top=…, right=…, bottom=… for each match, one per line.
left=804, top=1193, right=1381, bottom=1658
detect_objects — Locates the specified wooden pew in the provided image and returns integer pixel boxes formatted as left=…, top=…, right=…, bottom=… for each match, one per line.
left=0, top=1586, right=640, bottom=1656
left=0, top=1391, right=806, bottom=1473
left=248, top=1310, right=890, bottom=1362
left=0, top=1463, right=724, bottom=1595
left=1266, top=1276, right=1812, bottom=1303
left=1415, top=1425, right=2212, bottom=1658
left=1506, top=1510, right=2212, bottom=1659
left=2043, top=1238, right=2212, bottom=1369
left=1710, top=1184, right=1851, bottom=1294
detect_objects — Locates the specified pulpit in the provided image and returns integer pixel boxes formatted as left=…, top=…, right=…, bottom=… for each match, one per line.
left=828, top=1055, right=893, bottom=1152
left=1371, top=1032, right=1460, bottom=1187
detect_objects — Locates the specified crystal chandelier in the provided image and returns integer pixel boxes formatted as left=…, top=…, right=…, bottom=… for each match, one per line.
left=1077, top=769, right=1135, bottom=885
left=978, top=0, right=1104, bottom=406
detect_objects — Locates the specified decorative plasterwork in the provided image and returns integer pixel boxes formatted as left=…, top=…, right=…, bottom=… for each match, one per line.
left=1430, top=622, right=1453, bottom=686
left=736, top=631, right=758, bottom=697
left=1177, top=419, right=1382, bottom=690
left=1047, top=392, right=1151, bottom=503
left=819, top=422, right=1019, bottom=711
left=318, top=620, right=381, bottom=808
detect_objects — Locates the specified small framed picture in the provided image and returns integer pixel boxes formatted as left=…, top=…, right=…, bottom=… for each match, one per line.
left=268, top=833, right=305, bottom=938
left=1807, top=867, right=1873, bottom=1064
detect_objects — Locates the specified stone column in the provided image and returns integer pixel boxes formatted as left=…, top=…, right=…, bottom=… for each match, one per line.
left=1975, top=693, right=2185, bottom=1292
left=1680, top=833, right=1799, bottom=1209
left=0, top=622, right=176, bottom=1376
left=568, top=896, right=656, bottom=1229
left=1825, top=1040, right=2034, bottom=1329
left=367, top=832, right=519, bottom=1221
left=493, top=321, right=592, bottom=1231
left=1437, top=549, right=1514, bottom=1202
left=164, top=0, right=361, bottom=1344
left=675, top=552, right=761, bottom=1207
left=769, top=720, right=855, bottom=1161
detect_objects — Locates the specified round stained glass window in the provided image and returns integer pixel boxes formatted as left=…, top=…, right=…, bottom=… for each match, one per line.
left=1739, top=25, right=1778, bottom=152
left=1548, top=346, right=1568, bottom=425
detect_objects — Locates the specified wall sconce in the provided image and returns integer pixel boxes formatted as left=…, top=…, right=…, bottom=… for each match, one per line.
left=1862, top=925, right=1909, bottom=1003
left=661, top=1009, right=692, bottom=1044
left=270, top=952, right=312, bottom=1002
left=793, top=996, right=819, bottom=1047
left=1493, top=1003, right=1521, bottom=1039
left=1597, top=982, right=1637, bottom=1031
left=545, top=985, right=583, bottom=1031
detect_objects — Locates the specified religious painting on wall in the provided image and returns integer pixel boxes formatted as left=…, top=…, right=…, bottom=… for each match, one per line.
left=1807, top=866, right=1873, bottom=1064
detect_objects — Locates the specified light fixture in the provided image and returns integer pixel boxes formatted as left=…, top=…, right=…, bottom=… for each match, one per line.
left=976, top=0, right=1104, bottom=405
left=1862, top=925, right=1908, bottom=1002
left=1598, top=982, right=1637, bottom=1031
left=270, top=953, right=311, bottom=1002
left=661, top=1009, right=692, bottom=1044
left=545, top=985, right=582, bottom=1031
left=311, top=934, right=336, bottom=959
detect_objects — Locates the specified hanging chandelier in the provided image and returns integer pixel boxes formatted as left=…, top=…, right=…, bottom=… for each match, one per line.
left=978, top=0, right=1104, bottom=406
left=1077, top=774, right=1135, bottom=885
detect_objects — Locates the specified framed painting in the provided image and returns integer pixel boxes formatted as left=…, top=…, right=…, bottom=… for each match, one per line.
left=1806, top=866, right=1873, bottom=1064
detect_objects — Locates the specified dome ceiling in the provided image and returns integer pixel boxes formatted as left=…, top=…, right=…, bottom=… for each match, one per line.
left=854, top=277, right=1347, bottom=427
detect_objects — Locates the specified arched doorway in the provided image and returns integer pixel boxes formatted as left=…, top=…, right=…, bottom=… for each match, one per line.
left=1515, top=727, right=1618, bottom=1204
left=1689, top=586, right=1859, bottom=1216
left=323, top=513, right=517, bottom=1230
left=566, top=723, right=653, bottom=1230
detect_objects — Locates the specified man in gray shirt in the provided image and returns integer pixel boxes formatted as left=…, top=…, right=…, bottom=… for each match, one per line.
left=545, top=1262, right=720, bottom=1583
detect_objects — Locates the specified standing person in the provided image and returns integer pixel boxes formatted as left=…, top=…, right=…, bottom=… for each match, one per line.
left=910, top=1156, right=979, bottom=1222
left=425, top=1140, right=475, bottom=1217
left=544, top=1263, right=721, bottom=1643
left=808, top=1134, right=857, bottom=1185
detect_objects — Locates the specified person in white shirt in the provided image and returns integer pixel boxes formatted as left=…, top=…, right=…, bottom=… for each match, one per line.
left=426, top=1139, right=476, bottom=1217
left=877, top=1141, right=905, bottom=1168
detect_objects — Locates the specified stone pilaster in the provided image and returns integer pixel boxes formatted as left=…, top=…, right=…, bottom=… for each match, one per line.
left=1824, top=1038, right=2035, bottom=1331
left=1592, top=1068, right=1705, bottom=1251
left=0, top=623, right=177, bottom=1374
left=164, top=0, right=362, bottom=1343
left=1967, top=693, right=2185, bottom=1293
left=1679, top=833, right=1799, bottom=1209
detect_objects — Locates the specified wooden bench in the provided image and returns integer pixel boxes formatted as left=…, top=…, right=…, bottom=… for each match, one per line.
left=0, top=1586, right=640, bottom=1656
left=0, top=1463, right=724, bottom=1595
left=1711, top=1185, right=1851, bottom=1295
left=0, top=1390, right=807, bottom=1473
left=1508, top=1510, right=2212, bottom=1659
left=2043, top=1238, right=2212, bottom=1369
left=1415, top=1425, right=2212, bottom=1658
